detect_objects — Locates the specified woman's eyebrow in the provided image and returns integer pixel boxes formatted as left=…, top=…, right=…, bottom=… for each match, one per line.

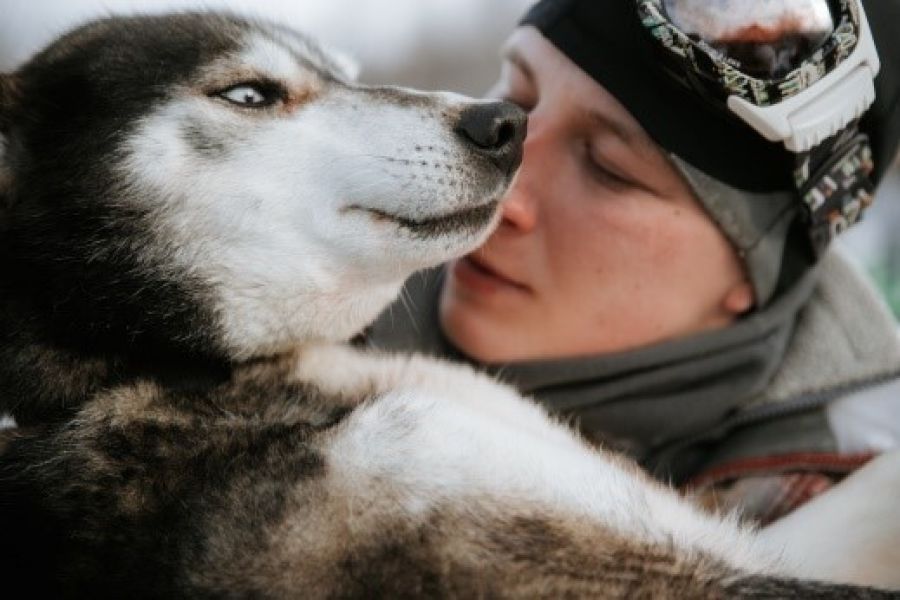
left=583, top=108, right=638, bottom=148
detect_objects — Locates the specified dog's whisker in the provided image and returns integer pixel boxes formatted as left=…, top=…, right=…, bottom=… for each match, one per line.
left=397, top=286, right=421, bottom=336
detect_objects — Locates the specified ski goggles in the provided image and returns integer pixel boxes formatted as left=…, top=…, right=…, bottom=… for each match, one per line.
left=636, top=0, right=881, bottom=255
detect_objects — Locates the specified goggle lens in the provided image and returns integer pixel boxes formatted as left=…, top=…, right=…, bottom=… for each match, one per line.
left=662, top=0, right=835, bottom=78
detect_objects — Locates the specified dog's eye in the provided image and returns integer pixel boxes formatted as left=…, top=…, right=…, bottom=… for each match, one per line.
left=218, top=85, right=275, bottom=108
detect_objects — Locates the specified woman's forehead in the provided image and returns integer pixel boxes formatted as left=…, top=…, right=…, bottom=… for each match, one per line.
left=500, top=27, right=567, bottom=76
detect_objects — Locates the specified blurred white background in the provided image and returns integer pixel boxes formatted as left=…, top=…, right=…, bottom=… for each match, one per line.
left=0, top=0, right=532, bottom=93
left=1, top=0, right=897, bottom=316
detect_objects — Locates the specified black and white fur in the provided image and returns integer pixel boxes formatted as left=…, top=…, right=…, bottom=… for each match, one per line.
left=0, top=12, right=890, bottom=599
left=0, top=12, right=519, bottom=424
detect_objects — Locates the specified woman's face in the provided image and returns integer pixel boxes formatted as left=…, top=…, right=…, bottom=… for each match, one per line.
left=439, top=27, right=753, bottom=363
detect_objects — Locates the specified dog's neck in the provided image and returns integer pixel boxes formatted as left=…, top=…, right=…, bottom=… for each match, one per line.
left=0, top=293, right=234, bottom=426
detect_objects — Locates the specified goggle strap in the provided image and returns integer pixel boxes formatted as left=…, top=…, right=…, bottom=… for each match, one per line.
left=794, top=125, right=875, bottom=255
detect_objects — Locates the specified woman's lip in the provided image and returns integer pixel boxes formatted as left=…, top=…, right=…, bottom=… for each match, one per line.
left=452, top=255, right=531, bottom=295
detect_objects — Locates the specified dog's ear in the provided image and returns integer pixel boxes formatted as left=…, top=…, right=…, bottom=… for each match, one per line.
left=0, top=74, right=18, bottom=197
left=0, top=73, right=19, bottom=131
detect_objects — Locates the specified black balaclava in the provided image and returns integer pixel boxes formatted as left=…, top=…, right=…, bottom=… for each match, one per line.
left=520, top=0, right=900, bottom=304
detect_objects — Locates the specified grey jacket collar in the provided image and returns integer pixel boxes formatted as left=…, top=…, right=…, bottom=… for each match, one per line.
left=748, top=247, right=900, bottom=410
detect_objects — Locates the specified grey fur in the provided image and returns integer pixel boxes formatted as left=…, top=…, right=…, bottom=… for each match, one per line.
left=180, top=120, right=231, bottom=159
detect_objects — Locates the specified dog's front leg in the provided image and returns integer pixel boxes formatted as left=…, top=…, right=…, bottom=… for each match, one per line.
left=291, top=343, right=418, bottom=399
left=292, top=342, right=524, bottom=400
left=291, top=343, right=597, bottom=452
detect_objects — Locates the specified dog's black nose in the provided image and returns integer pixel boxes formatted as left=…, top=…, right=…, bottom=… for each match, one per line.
left=455, top=102, right=527, bottom=175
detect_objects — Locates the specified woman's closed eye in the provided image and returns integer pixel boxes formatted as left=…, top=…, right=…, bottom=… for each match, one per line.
left=584, top=141, right=635, bottom=190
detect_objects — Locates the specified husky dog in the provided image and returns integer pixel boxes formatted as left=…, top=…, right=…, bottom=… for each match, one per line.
left=0, top=13, right=889, bottom=599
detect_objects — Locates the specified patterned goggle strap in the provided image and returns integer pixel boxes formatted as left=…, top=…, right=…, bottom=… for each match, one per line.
left=636, top=0, right=861, bottom=108
left=793, top=125, right=875, bottom=256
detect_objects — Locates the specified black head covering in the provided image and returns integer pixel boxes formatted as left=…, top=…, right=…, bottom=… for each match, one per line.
left=858, top=0, right=900, bottom=186
left=520, top=0, right=900, bottom=192
left=520, top=0, right=900, bottom=303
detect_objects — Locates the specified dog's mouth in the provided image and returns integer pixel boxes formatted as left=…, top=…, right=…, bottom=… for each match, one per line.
left=350, top=201, right=500, bottom=238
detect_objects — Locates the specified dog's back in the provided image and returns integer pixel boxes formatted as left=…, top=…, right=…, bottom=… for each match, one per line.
left=3, top=355, right=888, bottom=598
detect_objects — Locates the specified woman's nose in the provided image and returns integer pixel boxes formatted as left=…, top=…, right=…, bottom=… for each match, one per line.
left=499, top=174, right=538, bottom=233
left=498, top=127, right=544, bottom=233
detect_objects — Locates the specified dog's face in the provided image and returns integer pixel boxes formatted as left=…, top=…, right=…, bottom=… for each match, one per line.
left=0, top=14, right=525, bottom=360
